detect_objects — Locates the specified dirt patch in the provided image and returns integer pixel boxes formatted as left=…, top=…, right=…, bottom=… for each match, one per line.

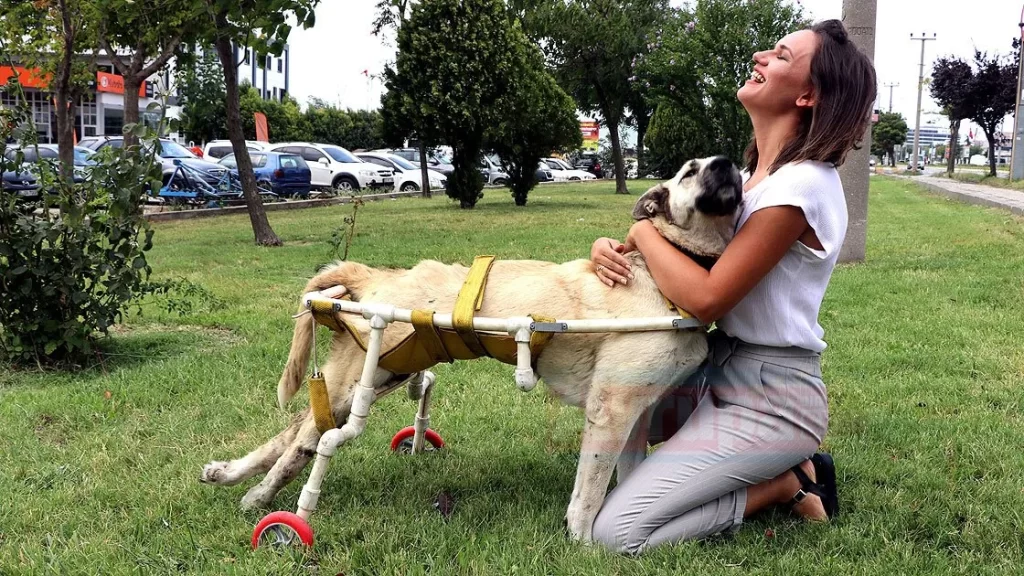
left=108, top=323, right=243, bottom=344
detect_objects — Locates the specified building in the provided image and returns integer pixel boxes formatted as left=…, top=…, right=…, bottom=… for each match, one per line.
left=905, top=125, right=951, bottom=149
left=1, top=42, right=290, bottom=144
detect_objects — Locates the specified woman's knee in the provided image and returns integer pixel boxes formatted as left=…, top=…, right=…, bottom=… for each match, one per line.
left=590, top=507, right=638, bottom=554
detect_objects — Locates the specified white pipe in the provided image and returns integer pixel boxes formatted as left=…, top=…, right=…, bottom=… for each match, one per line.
left=302, top=290, right=700, bottom=334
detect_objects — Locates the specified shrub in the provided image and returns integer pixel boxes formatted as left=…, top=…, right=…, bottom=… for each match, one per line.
left=0, top=105, right=162, bottom=366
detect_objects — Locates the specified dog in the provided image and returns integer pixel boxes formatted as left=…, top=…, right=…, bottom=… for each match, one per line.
left=200, top=156, right=743, bottom=541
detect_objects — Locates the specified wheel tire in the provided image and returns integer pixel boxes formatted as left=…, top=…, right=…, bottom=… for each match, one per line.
left=400, top=181, right=419, bottom=192
left=332, top=176, right=358, bottom=192
left=390, top=426, right=445, bottom=453
left=569, top=176, right=580, bottom=181
left=251, top=511, right=314, bottom=549
left=493, top=178, right=507, bottom=186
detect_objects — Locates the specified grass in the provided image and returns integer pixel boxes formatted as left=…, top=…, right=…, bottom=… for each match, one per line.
left=939, top=170, right=1024, bottom=192
left=3, top=178, right=1024, bottom=574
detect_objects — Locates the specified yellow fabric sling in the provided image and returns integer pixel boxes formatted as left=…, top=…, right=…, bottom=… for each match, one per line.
left=451, top=255, right=495, bottom=357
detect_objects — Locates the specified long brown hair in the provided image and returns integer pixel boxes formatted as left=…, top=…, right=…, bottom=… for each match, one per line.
left=745, top=20, right=877, bottom=174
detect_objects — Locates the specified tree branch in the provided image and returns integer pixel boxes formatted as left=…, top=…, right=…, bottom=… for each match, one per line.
left=138, top=34, right=182, bottom=79
left=99, top=36, right=129, bottom=77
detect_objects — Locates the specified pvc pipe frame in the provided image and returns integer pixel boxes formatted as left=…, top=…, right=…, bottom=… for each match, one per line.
left=294, top=286, right=702, bottom=521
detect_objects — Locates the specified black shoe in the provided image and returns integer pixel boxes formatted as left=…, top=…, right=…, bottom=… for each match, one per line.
left=789, top=452, right=839, bottom=519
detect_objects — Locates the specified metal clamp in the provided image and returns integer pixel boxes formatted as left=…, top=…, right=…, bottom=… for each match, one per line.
left=530, top=322, right=568, bottom=333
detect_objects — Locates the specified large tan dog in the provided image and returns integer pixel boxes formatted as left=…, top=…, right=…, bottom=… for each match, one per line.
left=201, top=156, right=743, bottom=541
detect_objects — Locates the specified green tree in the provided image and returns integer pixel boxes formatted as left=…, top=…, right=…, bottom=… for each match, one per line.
left=643, top=100, right=704, bottom=178
left=177, top=47, right=227, bottom=144
left=963, top=50, right=1016, bottom=177
left=96, top=0, right=202, bottom=147
left=201, top=0, right=319, bottom=246
left=489, top=43, right=581, bottom=206
left=238, top=84, right=305, bottom=142
left=0, top=0, right=96, bottom=183
left=537, top=0, right=669, bottom=195
left=931, top=57, right=974, bottom=175
left=637, top=0, right=806, bottom=165
left=383, top=0, right=527, bottom=208
left=871, top=112, right=908, bottom=167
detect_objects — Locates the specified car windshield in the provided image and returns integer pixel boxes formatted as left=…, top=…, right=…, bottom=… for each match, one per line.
left=553, top=159, right=571, bottom=170
left=388, top=155, right=417, bottom=170
left=322, top=145, right=359, bottom=163
left=73, top=148, right=95, bottom=164
left=156, top=140, right=195, bottom=158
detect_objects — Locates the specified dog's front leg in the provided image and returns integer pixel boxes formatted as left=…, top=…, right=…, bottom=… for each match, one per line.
left=615, top=409, right=651, bottom=484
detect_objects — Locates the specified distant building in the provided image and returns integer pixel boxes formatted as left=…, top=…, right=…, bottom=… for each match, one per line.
left=906, top=125, right=951, bottom=148
left=234, top=45, right=290, bottom=102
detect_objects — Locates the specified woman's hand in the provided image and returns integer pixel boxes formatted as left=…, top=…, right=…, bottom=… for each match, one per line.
left=623, top=220, right=655, bottom=254
left=591, top=237, right=633, bottom=287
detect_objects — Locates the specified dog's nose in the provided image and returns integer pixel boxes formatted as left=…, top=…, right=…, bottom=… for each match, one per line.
left=707, top=156, right=734, bottom=174
left=696, top=156, right=743, bottom=217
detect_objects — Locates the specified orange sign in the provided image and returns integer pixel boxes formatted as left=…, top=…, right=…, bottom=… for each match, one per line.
left=254, top=112, right=269, bottom=142
left=580, top=120, right=600, bottom=151
left=0, top=66, right=51, bottom=89
left=96, top=71, right=146, bottom=96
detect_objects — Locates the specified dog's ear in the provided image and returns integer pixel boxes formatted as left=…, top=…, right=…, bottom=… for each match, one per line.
left=632, top=184, right=669, bottom=220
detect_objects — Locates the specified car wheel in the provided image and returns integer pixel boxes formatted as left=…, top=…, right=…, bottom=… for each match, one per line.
left=400, top=181, right=419, bottom=192
left=494, top=178, right=507, bottom=186
left=569, top=176, right=580, bottom=181
left=332, top=175, right=358, bottom=192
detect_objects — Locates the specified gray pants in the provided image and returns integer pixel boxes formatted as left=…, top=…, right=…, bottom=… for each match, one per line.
left=591, top=331, right=829, bottom=554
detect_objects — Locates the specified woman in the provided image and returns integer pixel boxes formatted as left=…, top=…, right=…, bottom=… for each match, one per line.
left=588, top=20, right=876, bottom=553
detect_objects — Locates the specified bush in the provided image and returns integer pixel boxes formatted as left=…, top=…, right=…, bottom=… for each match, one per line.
left=644, top=101, right=705, bottom=179
left=0, top=105, right=161, bottom=365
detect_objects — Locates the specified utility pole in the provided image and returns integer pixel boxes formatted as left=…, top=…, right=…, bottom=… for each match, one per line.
left=837, top=0, right=876, bottom=263
left=884, top=82, right=899, bottom=112
left=910, top=32, right=936, bottom=172
left=1010, top=9, right=1024, bottom=180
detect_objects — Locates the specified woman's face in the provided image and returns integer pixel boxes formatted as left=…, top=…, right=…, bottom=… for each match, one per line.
left=737, top=29, right=819, bottom=115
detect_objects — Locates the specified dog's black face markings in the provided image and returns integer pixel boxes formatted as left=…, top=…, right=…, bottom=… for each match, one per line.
left=631, top=184, right=673, bottom=222
left=678, top=161, right=699, bottom=183
left=695, top=156, right=743, bottom=217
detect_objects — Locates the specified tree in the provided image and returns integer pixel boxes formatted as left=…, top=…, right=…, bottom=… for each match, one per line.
left=384, top=0, right=527, bottom=208
left=871, top=112, right=907, bottom=167
left=964, top=51, right=1016, bottom=177
left=637, top=0, right=807, bottom=165
left=97, top=0, right=201, bottom=148
left=643, top=100, right=704, bottom=178
left=177, top=47, right=227, bottom=144
left=201, top=0, right=319, bottom=246
left=489, top=43, right=581, bottom=206
left=1, top=0, right=96, bottom=183
left=538, top=0, right=669, bottom=195
left=238, top=83, right=305, bottom=142
left=931, top=57, right=974, bottom=176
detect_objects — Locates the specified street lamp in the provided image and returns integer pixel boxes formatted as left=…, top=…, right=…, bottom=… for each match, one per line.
left=910, top=32, right=936, bottom=173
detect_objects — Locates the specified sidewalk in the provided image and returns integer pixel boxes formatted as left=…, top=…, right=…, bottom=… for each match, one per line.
left=901, top=174, right=1024, bottom=216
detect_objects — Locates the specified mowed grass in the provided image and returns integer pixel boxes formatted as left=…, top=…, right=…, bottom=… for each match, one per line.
left=2, top=177, right=1023, bottom=574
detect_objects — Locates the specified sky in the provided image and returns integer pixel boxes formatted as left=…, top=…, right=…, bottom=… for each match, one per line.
left=287, top=0, right=1023, bottom=142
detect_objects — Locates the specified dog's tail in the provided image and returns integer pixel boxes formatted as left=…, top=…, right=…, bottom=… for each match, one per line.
left=277, top=261, right=377, bottom=409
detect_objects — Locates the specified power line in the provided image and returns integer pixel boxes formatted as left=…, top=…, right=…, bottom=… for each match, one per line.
left=883, top=82, right=899, bottom=113
left=910, top=32, right=936, bottom=171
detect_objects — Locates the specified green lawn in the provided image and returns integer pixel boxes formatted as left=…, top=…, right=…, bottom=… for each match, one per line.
left=940, top=170, right=1024, bottom=192
left=2, top=177, right=1023, bottom=574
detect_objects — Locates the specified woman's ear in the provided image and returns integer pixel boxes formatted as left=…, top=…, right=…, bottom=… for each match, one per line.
left=796, top=88, right=816, bottom=109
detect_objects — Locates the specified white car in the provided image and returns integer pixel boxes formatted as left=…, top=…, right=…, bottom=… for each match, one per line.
left=267, top=142, right=393, bottom=191
left=356, top=152, right=447, bottom=192
left=543, top=157, right=597, bottom=182
left=202, top=140, right=267, bottom=160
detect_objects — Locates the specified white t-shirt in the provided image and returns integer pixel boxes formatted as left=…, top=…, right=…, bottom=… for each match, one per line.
left=716, top=160, right=848, bottom=353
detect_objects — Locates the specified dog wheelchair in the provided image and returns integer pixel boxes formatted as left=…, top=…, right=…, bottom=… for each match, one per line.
left=251, top=256, right=703, bottom=549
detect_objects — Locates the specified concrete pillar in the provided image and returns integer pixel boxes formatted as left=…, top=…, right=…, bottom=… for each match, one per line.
left=838, top=0, right=877, bottom=263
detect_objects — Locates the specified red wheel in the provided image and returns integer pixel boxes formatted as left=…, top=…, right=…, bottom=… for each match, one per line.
left=390, top=426, right=445, bottom=453
left=251, top=511, right=314, bottom=549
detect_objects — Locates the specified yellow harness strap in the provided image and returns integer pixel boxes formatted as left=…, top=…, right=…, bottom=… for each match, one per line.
left=308, top=374, right=335, bottom=433
left=664, top=295, right=696, bottom=320
left=452, top=255, right=495, bottom=357
left=411, top=309, right=452, bottom=364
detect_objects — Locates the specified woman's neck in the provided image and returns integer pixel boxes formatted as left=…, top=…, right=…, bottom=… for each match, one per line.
left=750, top=111, right=801, bottom=178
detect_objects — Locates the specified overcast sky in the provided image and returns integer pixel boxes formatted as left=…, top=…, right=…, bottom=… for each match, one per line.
left=287, top=0, right=1022, bottom=140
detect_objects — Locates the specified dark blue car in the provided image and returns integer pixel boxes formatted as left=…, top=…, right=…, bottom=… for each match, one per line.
left=219, top=151, right=312, bottom=198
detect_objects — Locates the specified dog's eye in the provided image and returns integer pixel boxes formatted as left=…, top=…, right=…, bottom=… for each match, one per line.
left=681, top=167, right=698, bottom=180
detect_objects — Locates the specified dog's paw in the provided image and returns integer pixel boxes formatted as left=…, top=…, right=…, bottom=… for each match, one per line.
left=200, top=461, right=237, bottom=486
left=564, top=507, right=594, bottom=543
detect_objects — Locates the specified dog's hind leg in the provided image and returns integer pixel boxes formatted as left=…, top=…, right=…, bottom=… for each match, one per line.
left=200, top=410, right=306, bottom=487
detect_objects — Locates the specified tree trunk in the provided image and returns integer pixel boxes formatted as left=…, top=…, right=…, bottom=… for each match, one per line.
left=946, top=119, right=959, bottom=176
left=636, top=117, right=648, bottom=179
left=213, top=32, right=281, bottom=246
left=607, top=118, right=628, bottom=194
left=984, top=130, right=997, bottom=177
left=54, top=0, right=76, bottom=186
left=123, top=75, right=142, bottom=148
left=418, top=141, right=431, bottom=198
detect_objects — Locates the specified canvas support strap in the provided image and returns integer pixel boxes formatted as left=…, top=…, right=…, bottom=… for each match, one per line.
left=452, top=255, right=495, bottom=357
left=308, top=374, right=335, bottom=434
left=411, top=309, right=452, bottom=364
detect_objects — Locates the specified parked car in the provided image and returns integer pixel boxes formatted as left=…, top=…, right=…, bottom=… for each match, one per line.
left=478, top=155, right=510, bottom=185
left=78, top=136, right=228, bottom=187
left=219, top=151, right=312, bottom=198
left=203, top=140, right=268, bottom=160
left=574, top=155, right=603, bottom=178
left=1, top=168, right=40, bottom=199
left=543, top=157, right=597, bottom=182
left=3, top=144, right=91, bottom=192
left=356, top=152, right=447, bottom=192
left=535, top=161, right=554, bottom=183
left=268, top=142, right=392, bottom=191
left=382, top=148, right=455, bottom=177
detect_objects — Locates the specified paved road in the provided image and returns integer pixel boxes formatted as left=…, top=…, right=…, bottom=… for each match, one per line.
left=896, top=174, right=1024, bottom=216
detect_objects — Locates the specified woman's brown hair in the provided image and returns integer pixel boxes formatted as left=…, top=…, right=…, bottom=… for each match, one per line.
left=745, top=20, right=878, bottom=174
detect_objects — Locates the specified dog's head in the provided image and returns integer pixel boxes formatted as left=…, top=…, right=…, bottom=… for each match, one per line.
left=631, top=156, right=743, bottom=260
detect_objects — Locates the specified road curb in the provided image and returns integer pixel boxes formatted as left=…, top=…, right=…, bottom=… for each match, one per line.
left=143, top=190, right=426, bottom=222
left=899, top=177, right=1024, bottom=217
